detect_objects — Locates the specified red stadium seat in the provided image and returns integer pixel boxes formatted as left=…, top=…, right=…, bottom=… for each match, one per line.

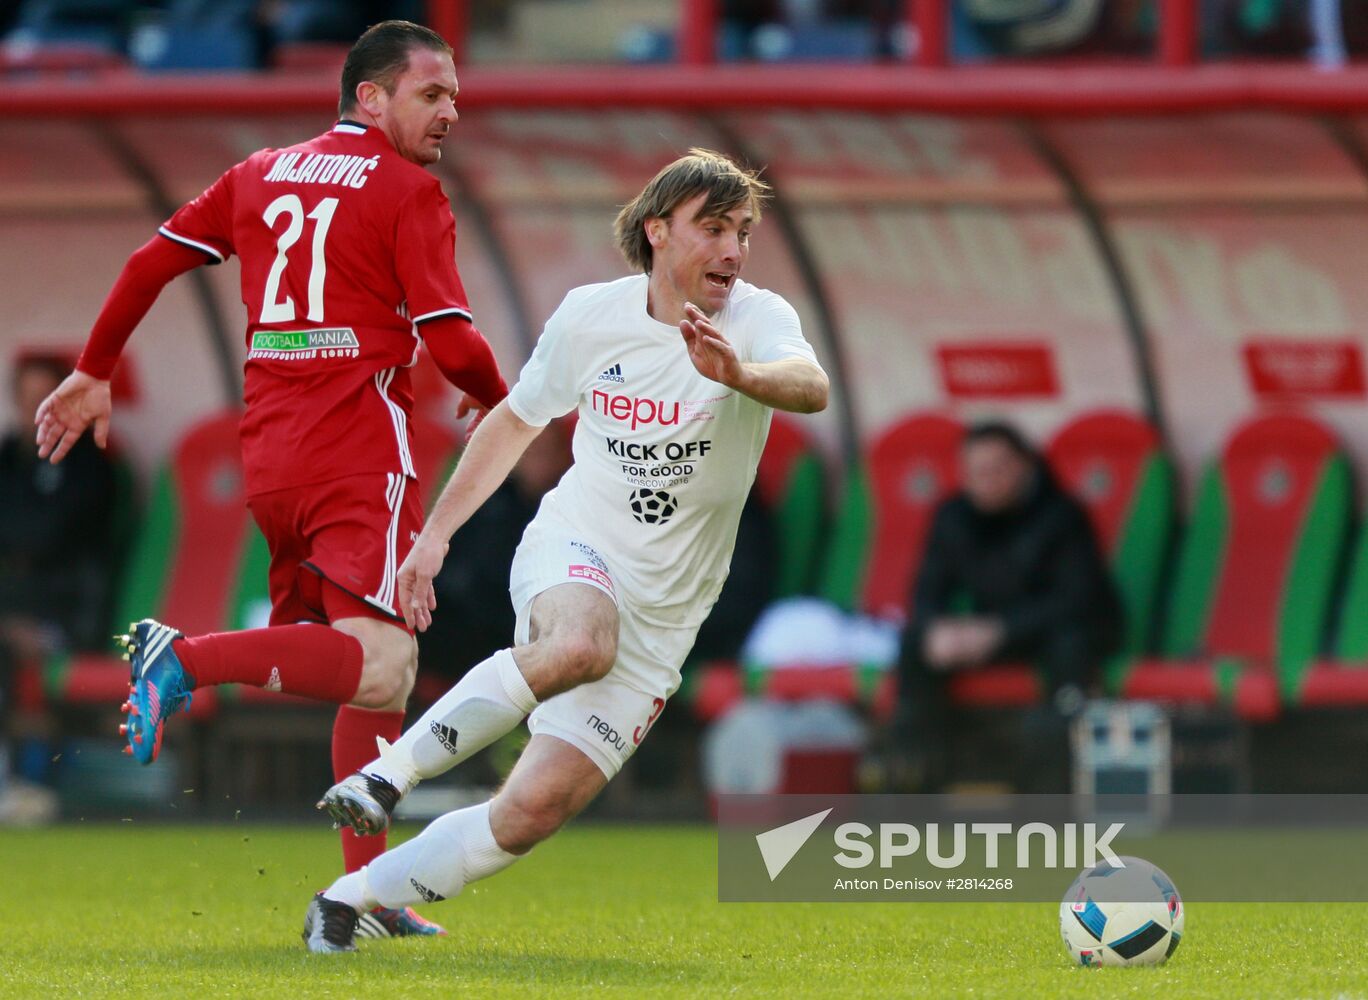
left=1121, top=413, right=1350, bottom=720
left=821, top=412, right=963, bottom=620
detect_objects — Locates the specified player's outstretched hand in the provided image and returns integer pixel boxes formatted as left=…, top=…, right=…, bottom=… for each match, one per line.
left=680, top=302, right=743, bottom=386
left=35, top=370, right=111, bottom=464
left=456, top=392, right=491, bottom=434
left=396, top=535, right=448, bottom=632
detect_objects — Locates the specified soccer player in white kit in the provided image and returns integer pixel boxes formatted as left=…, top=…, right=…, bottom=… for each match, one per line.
left=303, top=148, right=829, bottom=951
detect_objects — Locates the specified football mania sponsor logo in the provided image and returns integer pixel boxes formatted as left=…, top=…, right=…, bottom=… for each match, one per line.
left=429, top=721, right=459, bottom=755
left=249, top=328, right=360, bottom=361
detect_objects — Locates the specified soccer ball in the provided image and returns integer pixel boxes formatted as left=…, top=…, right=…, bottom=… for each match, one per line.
left=628, top=487, right=677, bottom=525
left=1059, top=856, right=1184, bottom=967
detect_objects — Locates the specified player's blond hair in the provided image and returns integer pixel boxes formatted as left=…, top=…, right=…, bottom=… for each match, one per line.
left=614, top=149, right=771, bottom=274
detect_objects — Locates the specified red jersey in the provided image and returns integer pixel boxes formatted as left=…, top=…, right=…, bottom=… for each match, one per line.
left=161, top=120, right=481, bottom=495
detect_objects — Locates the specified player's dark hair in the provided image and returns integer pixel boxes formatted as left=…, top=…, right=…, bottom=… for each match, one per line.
left=614, top=149, right=771, bottom=274
left=963, top=420, right=1035, bottom=458
left=338, top=20, right=452, bottom=117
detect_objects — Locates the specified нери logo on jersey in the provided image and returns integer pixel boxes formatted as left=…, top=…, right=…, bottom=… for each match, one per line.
left=597, top=363, right=625, bottom=383
left=591, top=389, right=727, bottom=429
left=629, top=487, right=677, bottom=525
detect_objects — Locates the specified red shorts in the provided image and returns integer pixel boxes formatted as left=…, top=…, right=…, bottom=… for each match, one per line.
left=247, top=472, right=423, bottom=632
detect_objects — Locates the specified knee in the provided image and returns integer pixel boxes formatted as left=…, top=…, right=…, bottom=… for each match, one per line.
left=492, top=784, right=576, bottom=855
left=352, top=632, right=417, bottom=709
left=543, top=629, right=617, bottom=688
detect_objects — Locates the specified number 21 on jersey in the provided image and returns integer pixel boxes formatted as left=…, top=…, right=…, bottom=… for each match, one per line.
left=260, top=194, right=338, bottom=323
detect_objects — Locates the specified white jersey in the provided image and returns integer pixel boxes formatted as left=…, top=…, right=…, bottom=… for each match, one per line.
left=507, top=274, right=822, bottom=627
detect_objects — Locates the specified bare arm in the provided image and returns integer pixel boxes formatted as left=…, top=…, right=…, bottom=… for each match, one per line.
left=680, top=302, right=828, bottom=414
left=731, top=357, right=829, bottom=414
left=397, top=399, right=544, bottom=631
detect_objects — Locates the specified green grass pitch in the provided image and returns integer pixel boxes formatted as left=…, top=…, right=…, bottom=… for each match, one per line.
left=6, top=823, right=1367, bottom=998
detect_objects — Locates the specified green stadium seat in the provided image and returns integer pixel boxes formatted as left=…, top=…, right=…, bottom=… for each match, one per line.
left=724, top=412, right=964, bottom=721
left=820, top=412, right=963, bottom=620
left=1297, top=524, right=1368, bottom=707
left=1121, top=413, right=1350, bottom=721
left=751, top=413, right=826, bottom=598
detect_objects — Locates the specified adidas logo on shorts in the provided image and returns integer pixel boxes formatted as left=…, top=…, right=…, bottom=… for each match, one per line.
left=430, top=722, right=459, bottom=755
left=597, top=362, right=625, bottom=383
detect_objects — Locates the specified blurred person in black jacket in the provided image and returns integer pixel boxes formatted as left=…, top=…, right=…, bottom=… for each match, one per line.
left=0, top=354, right=118, bottom=823
left=0, top=354, right=118, bottom=655
left=894, top=420, right=1121, bottom=791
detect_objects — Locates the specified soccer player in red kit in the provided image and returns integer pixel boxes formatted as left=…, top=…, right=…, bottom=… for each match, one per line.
left=33, top=20, right=505, bottom=939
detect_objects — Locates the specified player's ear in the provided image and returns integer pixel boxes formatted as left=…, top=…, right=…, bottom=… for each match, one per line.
left=355, top=80, right=386, bottom=118
left=646, top=218, right=667, bottom=249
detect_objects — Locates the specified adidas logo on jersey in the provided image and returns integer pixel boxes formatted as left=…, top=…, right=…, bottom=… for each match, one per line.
left=430, top=722, right=459, bottom=755
left=597, top=363, right=625, bottom=383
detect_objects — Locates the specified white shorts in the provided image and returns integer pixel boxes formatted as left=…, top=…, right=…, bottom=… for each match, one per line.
left=509, top=516, right=699, bottom=779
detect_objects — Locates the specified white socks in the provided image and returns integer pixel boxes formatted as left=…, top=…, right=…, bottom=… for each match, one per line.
left=325, top=801, right=518, bottom=911
left=365, top=648, right=536, bottom=793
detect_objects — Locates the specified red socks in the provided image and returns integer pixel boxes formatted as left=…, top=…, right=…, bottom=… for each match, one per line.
left=169, top=621, right=399, bottom=873
left=333, top=704, right=405, bottom=872
left=172, top=624, right=363, bottom=704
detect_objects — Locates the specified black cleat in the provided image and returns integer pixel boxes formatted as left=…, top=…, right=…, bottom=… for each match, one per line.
left=302, top=893, right=359, bottom=953
left=316, top=771, right=402, bottom=836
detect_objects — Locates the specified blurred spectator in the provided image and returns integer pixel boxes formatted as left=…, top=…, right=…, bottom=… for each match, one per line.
left=261, top=0, right=423, bottom=48
left=892, top=420, right=1121, bottom=791
left=954, top=0, right=1154, bottom=60
left=1212, top=0, right=1368, bottom=62
left=1217, top=0, right=1313, bottom=56
left=418, top=419, right=574, bottom=683
left=4, top=1, right=424, bottom=71
left=723, top=0, right=901, bottom=61
left=0, top=355, right=119, bottom=823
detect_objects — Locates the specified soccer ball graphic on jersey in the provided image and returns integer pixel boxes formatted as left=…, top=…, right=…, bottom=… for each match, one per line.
left=1059, top=856, right=1183, bottom=967
left=629, top=487, right=677, bottom=525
